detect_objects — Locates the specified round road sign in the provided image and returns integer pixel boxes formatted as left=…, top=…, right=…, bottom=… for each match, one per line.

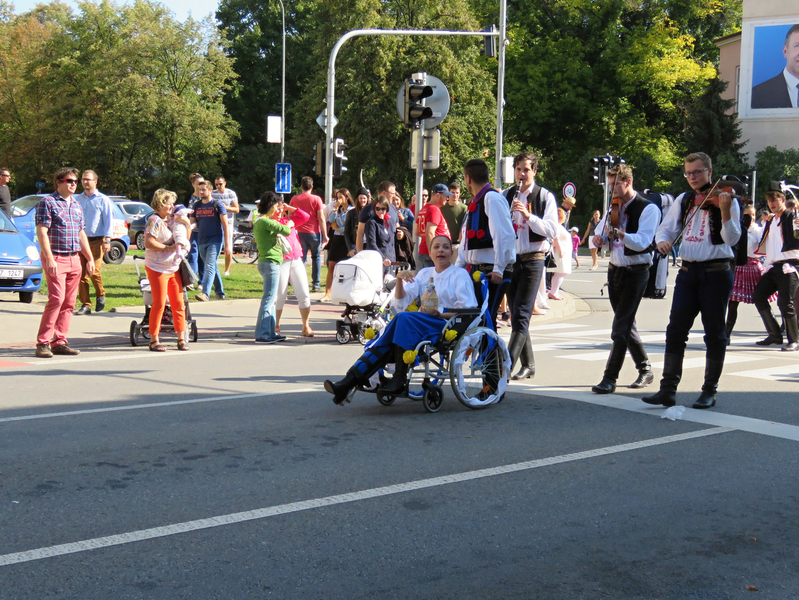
left=563, top=182, right=576, bottom=198
left=396, top=75, right=450, bottom=129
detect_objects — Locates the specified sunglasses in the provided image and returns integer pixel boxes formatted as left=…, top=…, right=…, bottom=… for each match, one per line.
left=59, top=179, right=78, bottom=184
left=374, top=207, right=387, bottom=212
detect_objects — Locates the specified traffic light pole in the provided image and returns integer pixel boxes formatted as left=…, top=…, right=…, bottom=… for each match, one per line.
left=494, top=0, right=507, bottom=190
left=324, top=27, right=501, bottom=205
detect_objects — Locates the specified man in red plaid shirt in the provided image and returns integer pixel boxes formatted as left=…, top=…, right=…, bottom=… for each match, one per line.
left=34, top=167, right=96, bottom=358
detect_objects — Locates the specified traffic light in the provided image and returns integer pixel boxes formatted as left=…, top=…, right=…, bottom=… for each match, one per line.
left=589, top=154, right=625, bottom=185
left=483, top=25, right=497, bottom=58
left=403, top=77, right=434, bottom=129
left=313, top=140, right=326, bottom=176
left=589, top=157, right=603, bottom=185
left=333, top=138, right=348, bottom=177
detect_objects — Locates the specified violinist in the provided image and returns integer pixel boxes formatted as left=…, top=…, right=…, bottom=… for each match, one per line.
left=590, top=164, right=660, bottom=394
left=643, top=152, right=741, bottom=410
left=751, top=190, right=799, bottom=352
left=500, top=152, right=560, bottom=380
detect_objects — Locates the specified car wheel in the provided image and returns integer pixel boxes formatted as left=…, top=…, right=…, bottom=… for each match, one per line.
left=103, top=240, right=126, bottom=264
left=19, top=291, right=33, bottom=303
left=136, top=231, right=145, bottom=250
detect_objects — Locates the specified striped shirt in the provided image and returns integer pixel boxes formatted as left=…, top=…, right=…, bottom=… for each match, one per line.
left=35, top=192, right=85, bottom=255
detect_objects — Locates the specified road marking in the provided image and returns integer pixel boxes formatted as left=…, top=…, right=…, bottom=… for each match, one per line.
left=651, top=354, right=762, bottom=370
left=517, top=386, right=799, bottom=442
left=0, top=359, right=32, bottom=368
left=0, top=388, right=319, bottom=424
left=0, top=427, right=731, bottom=567
left=729, top=364, right=799, bottom=382
left=527, top=323, right=586, bottom=332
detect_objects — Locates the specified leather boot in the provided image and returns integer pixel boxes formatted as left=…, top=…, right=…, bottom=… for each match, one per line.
left=324, top=372, right=359, bottom=405
left=642, top=353, right=682, bottom=407
left=507, top=331, right=525, bottom=373
left=379, top=345, right=409, bottom=395
left=628, top=340, right=654, bottom=389
left=756, top=307, right=783, bottom=346
left=591, top=342, right=626, bottom=394
left=511, top=334, right=535, bottom=380
left=782, top=316, right=799, bottom=352
left=692, top=359, right=724, bottom=409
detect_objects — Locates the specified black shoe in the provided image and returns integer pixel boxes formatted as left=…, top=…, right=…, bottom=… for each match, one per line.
left=324, top=374, right=357, bottom=405
left=630, top=371, right=654, bottom=389
left=76, top=305, right=91, bottom=315
left=642, top=389, right=677, bottom=407
left=756, top=336, right=783, bottom=346
left=511, top=366, right=535, bottom=381
left=591, top=378, right=616, bottom=394
left=782, top=341, right=799, bottom=352
left=95, top=296, right=105, bottom=312
left=692, top=392, right=716, bottom=409
left=379, top=376, right=407, bottom=396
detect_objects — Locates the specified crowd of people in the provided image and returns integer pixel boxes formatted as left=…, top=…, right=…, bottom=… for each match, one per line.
left=28, top=151, right=798, bottom=415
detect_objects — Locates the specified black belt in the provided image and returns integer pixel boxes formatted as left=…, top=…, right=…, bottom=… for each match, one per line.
left=87, top=235, right=105, bottom=241
left=680, top=259, right=731, bottom=272
left=470, top=263, right=514, bottom=274
left=609, top=262, right=650, bottom=272
left=53, top=251, right=79, bottom=256
left=772, top=259, right=799, bottom=268
left=517, top=251, right=546, bottom=263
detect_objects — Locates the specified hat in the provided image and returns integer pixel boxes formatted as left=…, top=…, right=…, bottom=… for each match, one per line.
left=357, top=187, right=369, bottom=197
left=562, top=196, right=576, bottom=207
left=570, top=226, right=579, bottom=232
left=431, top=183, right=453, bottom=196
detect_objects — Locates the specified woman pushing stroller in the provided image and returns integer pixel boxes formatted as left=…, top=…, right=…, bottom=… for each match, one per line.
left=325, top=236, right=477, bottom=405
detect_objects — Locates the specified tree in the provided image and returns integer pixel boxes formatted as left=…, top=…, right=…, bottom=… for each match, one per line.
left=754, top=146, right=799, bottom=206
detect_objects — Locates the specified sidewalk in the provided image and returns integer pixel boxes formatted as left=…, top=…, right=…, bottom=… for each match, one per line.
left=0, top=288, right=586, bottom=355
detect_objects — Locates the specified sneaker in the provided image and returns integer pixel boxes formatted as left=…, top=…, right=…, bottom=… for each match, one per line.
left=76, top=305, right=91, bottom=315
left=195, top=292, right=209, bottom=302
left=272, top=335, right=287, bottom=343
left=52, top=344, right=80, bottom=356
left=35, top=343, right=53, bottom=358
left=224, top=271, right=230, bottom=277
left=214, top=294, right=226, bottom=300
left=311, top=285, right=322, bottom=293
left=254, top=338, right=277, bottom=344
left=95, top=296, right=105, bottom=312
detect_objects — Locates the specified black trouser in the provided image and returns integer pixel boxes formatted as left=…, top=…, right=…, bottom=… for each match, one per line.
left=470, top=264, right=513, bottom=330
left=664, top=261, right=734, bottom=362
left=753, top=261, right=799, bottom=320
left=605, top=263, right=650, bottom=379
left=507, top=258, right=545, bottom=335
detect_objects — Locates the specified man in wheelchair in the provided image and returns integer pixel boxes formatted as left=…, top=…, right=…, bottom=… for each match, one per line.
left=325, top=236, right=479, bottom=405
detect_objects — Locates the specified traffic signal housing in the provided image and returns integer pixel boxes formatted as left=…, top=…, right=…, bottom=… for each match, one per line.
left=333, top=138, right=348, bottom=177
left=403, top=78, right=434, bottom=129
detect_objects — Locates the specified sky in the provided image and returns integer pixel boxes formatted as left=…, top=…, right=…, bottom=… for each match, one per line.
left=9, top=0, right=219, bottom=22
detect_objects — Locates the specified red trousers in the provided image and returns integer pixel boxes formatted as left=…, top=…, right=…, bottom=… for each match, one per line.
left=145, top=267, right=186, bottom=339
left=37, top=254, right=81, bottom=346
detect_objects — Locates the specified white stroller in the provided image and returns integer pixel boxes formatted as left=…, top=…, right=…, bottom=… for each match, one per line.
left=330, top=250, right=400, bottom=345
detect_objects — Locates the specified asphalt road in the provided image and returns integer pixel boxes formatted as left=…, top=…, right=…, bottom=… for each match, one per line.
left=1, top=262, right=798, bottom=599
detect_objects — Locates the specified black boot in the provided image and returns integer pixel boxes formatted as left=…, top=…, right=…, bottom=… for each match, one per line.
left=782, top=316, right=799, bottom=352
left=379, top=346, right=409, bottom=395
left=725, top=320, right=734, bottom=346
left=592, top=342, right=626, bottom=394
left=324, top=372, right=359, bottom=405
left=628, top=341, right=654, bottom=389
left=693, top=359, right=724, bottom=409
left=642, top=353, right=682, bottom=407
left=756, top=307, right=783, bottom=346
left=511, top=334, right=535, bottom=380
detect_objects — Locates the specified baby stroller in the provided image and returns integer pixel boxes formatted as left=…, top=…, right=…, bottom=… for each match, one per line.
left=330, top=250, right=403, bottom=345
left=129, top=256, right=198, bottom=346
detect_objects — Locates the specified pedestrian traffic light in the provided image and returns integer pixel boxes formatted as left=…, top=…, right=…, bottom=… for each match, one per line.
left=313, top=140, right=326, bottom=176
left=403, top=77, right=434, bottom=129
left=333, top=138, right=348, bottom=177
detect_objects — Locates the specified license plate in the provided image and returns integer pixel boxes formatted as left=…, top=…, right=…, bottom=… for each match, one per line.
left=0, top=269, right=23, bottom=279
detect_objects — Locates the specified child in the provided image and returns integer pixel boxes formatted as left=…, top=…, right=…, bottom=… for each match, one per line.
left=170, top=206, right=193, bottom=264
left=570, top=226, right=580, bottom=268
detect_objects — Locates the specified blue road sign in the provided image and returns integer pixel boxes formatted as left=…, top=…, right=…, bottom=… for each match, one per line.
left=275, top=163, right=292, bottom=194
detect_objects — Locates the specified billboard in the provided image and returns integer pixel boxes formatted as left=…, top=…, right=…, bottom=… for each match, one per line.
left=739, top=20, right=799, bottom=117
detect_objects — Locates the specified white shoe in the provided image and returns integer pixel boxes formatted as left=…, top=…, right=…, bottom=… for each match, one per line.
left=224, top=271, right=230, bottom=276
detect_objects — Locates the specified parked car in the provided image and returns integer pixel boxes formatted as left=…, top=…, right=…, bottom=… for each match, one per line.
left=0, top=208, right=42, bottom=303
left=236, top=203, right=258, bottom=233
left=10, top=194, right=130, bottom=264
left=113, top=198, right=153, bottom=250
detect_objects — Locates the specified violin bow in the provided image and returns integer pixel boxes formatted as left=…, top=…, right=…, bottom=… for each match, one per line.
left=663, top=178, right=723, bottom=253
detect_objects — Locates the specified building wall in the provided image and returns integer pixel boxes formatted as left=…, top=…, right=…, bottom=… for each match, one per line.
left=745, top=1, right=797, bottom=20
left=716, top=35, right=741, bottom=113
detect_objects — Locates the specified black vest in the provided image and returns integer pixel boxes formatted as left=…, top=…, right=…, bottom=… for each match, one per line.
left=503, top=184, right=547, bottom=243
left=759, top=210, right=799, bottom=254
left=680, top=191, right=725, bottom=245
left=622, top=194, right=655, bottom=256
left=465, top=187, right=501, bottom=250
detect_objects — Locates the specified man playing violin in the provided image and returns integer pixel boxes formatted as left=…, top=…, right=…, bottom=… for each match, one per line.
left=590, top=164, right=660, bottom=393
left=752, top=190, right=799, bottom=351
left=643, top=152, right=741, bottom=410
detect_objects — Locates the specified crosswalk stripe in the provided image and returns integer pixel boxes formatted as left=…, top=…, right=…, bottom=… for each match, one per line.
left=728, top=364, right=799, bottom=381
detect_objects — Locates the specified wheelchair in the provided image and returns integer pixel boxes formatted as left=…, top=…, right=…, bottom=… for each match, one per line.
left=353, top=274, right=511, bottom=413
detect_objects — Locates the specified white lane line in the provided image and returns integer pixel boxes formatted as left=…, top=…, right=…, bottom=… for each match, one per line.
left=0, top=388, right=319, bottom=424
left=527, top=323, right=587, bottom=332
left=651, top=355, right=762, bottom=370
left=516, top=386, right=799, bottom=442
left=729, top=364, right=799, bottom=382
left=0, top=427, right=731, bottom=567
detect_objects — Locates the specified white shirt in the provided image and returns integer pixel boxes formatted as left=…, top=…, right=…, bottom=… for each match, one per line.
left=747, top=223, right=763, bottom=258
left=392, top=265, right=477, bottom=313
left=502, top=184, right=560, bottom=254
left=455, top=188, right=517, bottom=274
left=657, top=192, right=741, bottom=262
left=594, top=194, right=660, bottom=267
left=763, top=215, right=799, bottom=269
left=783, top=68, right=799, bottom=109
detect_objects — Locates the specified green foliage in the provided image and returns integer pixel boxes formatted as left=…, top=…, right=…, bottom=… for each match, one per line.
left=754, top=146, right=799, bottom=205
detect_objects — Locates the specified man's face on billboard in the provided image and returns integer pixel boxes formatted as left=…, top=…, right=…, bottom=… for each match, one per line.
left=785, top=30, right=799, bottom=79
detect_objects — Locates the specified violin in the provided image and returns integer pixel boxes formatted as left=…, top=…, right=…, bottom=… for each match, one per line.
left=609, top=196, right=621, bottom=228
left=693, top=181, right=742, bottom=210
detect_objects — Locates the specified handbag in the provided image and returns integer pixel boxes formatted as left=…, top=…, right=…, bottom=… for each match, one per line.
left=545, top=252, right=557, bottom=269
left=276, top=233, right=292, bottom=255
left=179, top=258, right=199, bottom=289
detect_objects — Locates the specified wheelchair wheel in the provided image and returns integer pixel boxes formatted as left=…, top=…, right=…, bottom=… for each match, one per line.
left=376, top=392, right=395, bottom=406
left=450, top=326, right=511, bottom=409
left=336, top=328, right=351, bottom=344
left=422, top=382, right=444, bottom=413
